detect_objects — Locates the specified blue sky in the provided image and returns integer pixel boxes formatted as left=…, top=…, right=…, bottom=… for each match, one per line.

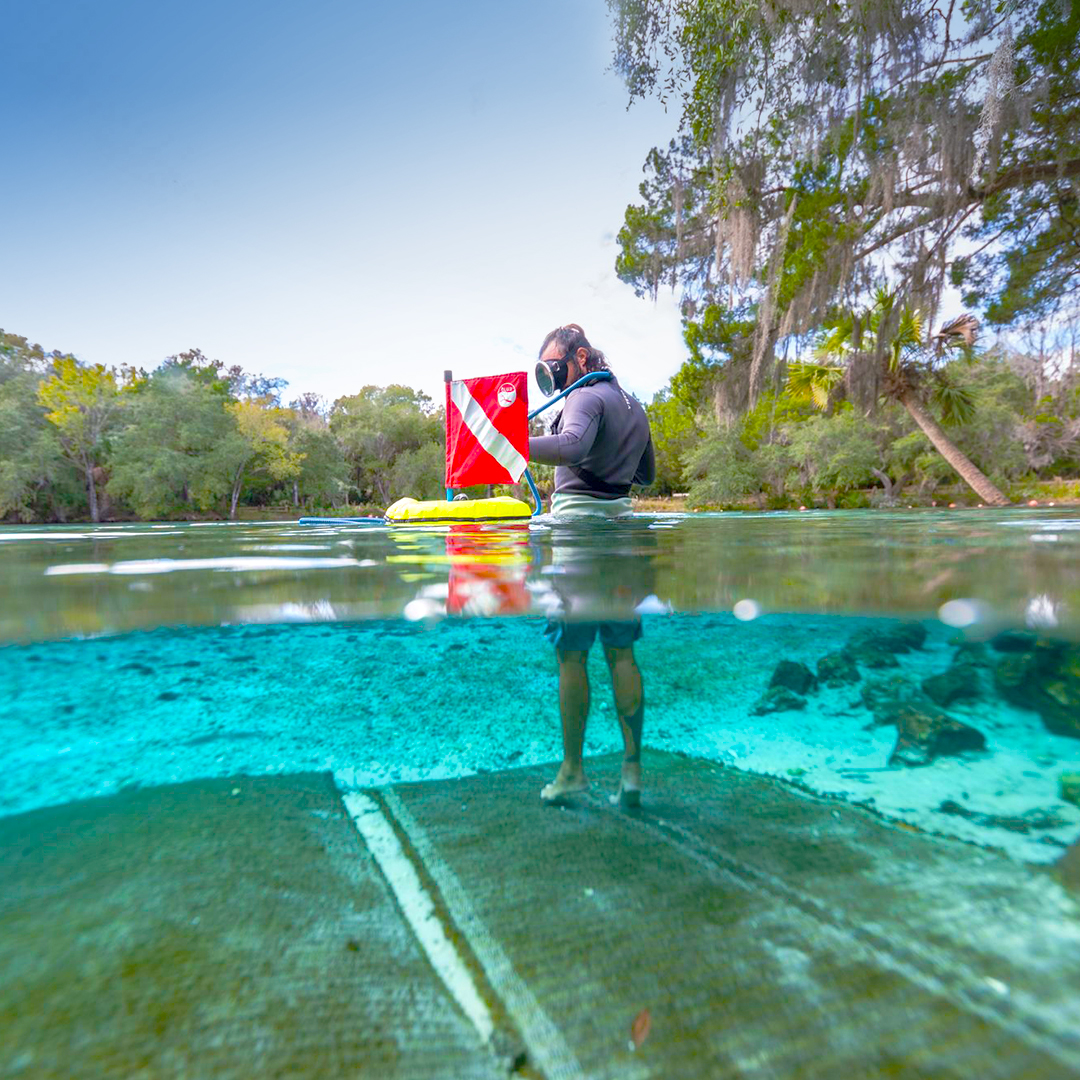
left=2, top=0, right=686, bottom=406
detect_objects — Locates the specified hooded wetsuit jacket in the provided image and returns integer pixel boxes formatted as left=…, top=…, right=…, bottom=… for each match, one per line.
left=528, top=376, right=655, bottom=498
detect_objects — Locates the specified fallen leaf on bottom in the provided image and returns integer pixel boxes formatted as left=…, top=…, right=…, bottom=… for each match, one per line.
left=630, top=1007, right=651, bottom=1049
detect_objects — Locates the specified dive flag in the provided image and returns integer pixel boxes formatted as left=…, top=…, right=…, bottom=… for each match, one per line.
left=445, top=372, right=529, bottom=487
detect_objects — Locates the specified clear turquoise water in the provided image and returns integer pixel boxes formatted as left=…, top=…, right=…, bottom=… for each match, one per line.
left=1, top=510, right=1079, bottom=861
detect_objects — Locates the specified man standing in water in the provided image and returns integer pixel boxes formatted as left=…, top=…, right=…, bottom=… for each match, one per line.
left=528, top=324, right=655, bottom=808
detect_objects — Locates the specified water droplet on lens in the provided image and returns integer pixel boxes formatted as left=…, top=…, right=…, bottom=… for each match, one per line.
left=938, top=599, right=980, bottom=627
left=733, top=599, right=760, bottom=621
left=403, top=598, right=443, bottom=621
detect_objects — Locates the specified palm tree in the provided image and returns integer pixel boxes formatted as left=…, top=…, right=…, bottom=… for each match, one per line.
left=786, top=293, right=1010, bottom=506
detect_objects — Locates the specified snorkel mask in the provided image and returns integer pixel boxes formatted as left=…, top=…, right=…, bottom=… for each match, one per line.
left=535, top=356, right=570, bottom=397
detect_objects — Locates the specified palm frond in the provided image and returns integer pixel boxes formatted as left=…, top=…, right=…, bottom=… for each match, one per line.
left=787, top=360, right=844, bottom=410
left=898, top=308, right=923, bottom=348
left=932, top=381, right=977, bottom=425
left=813, top=333, right=852, bottom=361
left=871, top=287, right=895, bottom=320
left=816, top=312, right=856, bottom=358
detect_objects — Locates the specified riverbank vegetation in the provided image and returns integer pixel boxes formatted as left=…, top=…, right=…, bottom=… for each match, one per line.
left=646, top=322, right=1080, bottom=508
left=614, top=0, right=1080, bottom=506
left=0, top=334, right=450, bottom=523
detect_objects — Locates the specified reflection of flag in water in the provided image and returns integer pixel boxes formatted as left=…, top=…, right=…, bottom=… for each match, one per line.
left=445, top=372, right=528, bottom=488
left=446, top=524, right=531, bottom=616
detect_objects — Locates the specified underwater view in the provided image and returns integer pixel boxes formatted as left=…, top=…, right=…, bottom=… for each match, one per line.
left=2, top=510, right=1080, bottom=1078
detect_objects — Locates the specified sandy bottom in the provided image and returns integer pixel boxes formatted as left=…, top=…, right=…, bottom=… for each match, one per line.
left=1, top=613, right=1077, bottom=863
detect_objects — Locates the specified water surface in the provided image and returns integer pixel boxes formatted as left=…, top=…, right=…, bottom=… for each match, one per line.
left=1, top=509, right=1078, bottom=641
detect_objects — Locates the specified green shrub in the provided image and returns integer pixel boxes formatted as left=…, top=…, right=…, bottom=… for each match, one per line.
left=836, top=490, right=872, bottom=509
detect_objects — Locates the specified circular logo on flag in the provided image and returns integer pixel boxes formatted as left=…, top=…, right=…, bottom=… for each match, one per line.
left=497, top=382, right=517, bottom=408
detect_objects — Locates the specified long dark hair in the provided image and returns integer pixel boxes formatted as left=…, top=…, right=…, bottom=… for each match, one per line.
left=538, top=323, right=610, bottom=373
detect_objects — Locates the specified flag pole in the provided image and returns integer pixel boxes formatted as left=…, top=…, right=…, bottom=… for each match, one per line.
left=444, top=369, right=453, bottom=502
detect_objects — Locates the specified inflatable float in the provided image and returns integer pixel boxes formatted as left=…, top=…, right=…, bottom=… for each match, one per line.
left=384, top=495, right=532, bottom=523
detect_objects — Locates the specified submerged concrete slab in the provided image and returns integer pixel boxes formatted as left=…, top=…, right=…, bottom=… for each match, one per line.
left=0, top=774, right=506, bottom=1080
left=378, top=751, right=1080, bottom=1079
left=4, top=755, right=1079, bottom=1079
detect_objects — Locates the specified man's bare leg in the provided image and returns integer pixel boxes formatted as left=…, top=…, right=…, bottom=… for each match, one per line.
left=605, top=645, right=644, bottom=807
left=540, top=648, right=591, bottom=802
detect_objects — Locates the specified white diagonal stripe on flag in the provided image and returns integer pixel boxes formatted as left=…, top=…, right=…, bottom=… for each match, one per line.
left=449, top=381, right=528, bottom=482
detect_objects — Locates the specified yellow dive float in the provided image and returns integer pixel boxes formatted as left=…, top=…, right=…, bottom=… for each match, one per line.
left=384, top=496, right=532, bottom=523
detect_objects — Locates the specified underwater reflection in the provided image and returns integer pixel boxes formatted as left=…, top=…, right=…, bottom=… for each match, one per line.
left=444, top=524, right=531, bottom=617
left=390, top=518, right=666, bottom=807
left=387, top=522, right=533, bottom=620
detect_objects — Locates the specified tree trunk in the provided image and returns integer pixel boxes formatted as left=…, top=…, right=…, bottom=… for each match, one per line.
left=84, top=459, right=100, bottom=523
left=899, top=392, right=1010, bottom=506
left=292, top=479, right=300, bottom=507
left=230, top=475, right=243, bottom=520
left=871, top=467, right=892, bottom=498
left=871, top=467, right=913, bottom=502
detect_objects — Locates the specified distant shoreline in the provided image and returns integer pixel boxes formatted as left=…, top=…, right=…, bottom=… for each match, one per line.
left=634, top=492, right=1080, bottom=513
left=4, top=492, right=1080, bottom=526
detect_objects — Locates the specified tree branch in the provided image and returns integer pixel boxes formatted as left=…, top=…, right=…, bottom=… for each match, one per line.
left=853, top=210, right=938, bottom=261
left=974, top=157, right=1080, bottom=200
left=847, top=158, right=1080, bottom=265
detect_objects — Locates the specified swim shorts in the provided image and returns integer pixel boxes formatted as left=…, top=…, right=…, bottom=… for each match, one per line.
left=543, top=618, right=643, bottom=652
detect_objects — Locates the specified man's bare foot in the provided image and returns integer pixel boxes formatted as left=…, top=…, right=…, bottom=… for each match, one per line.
left=540, top=765, right=589, bottom=804
left=609, top=760, right=641, bottom=808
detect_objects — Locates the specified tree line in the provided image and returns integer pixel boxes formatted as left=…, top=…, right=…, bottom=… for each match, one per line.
left=5, top=313, right=1077, bottom=525
left=0, top=333, right=449, bottom=523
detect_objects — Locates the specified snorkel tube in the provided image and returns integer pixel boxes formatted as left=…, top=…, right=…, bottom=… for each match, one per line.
left=528, top=369, right=613, bottom=419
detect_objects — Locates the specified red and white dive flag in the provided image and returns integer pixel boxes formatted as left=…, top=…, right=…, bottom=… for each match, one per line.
left=445, top=372, right=529, bottom=488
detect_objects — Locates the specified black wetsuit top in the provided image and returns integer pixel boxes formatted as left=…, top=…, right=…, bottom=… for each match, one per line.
left=528, top=376, right=655, bottom=498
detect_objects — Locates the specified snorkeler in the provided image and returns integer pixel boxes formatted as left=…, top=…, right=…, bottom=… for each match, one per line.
left=529, top=324, right=655, bottom=807
left=530, top=323, right=655, bottom=517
